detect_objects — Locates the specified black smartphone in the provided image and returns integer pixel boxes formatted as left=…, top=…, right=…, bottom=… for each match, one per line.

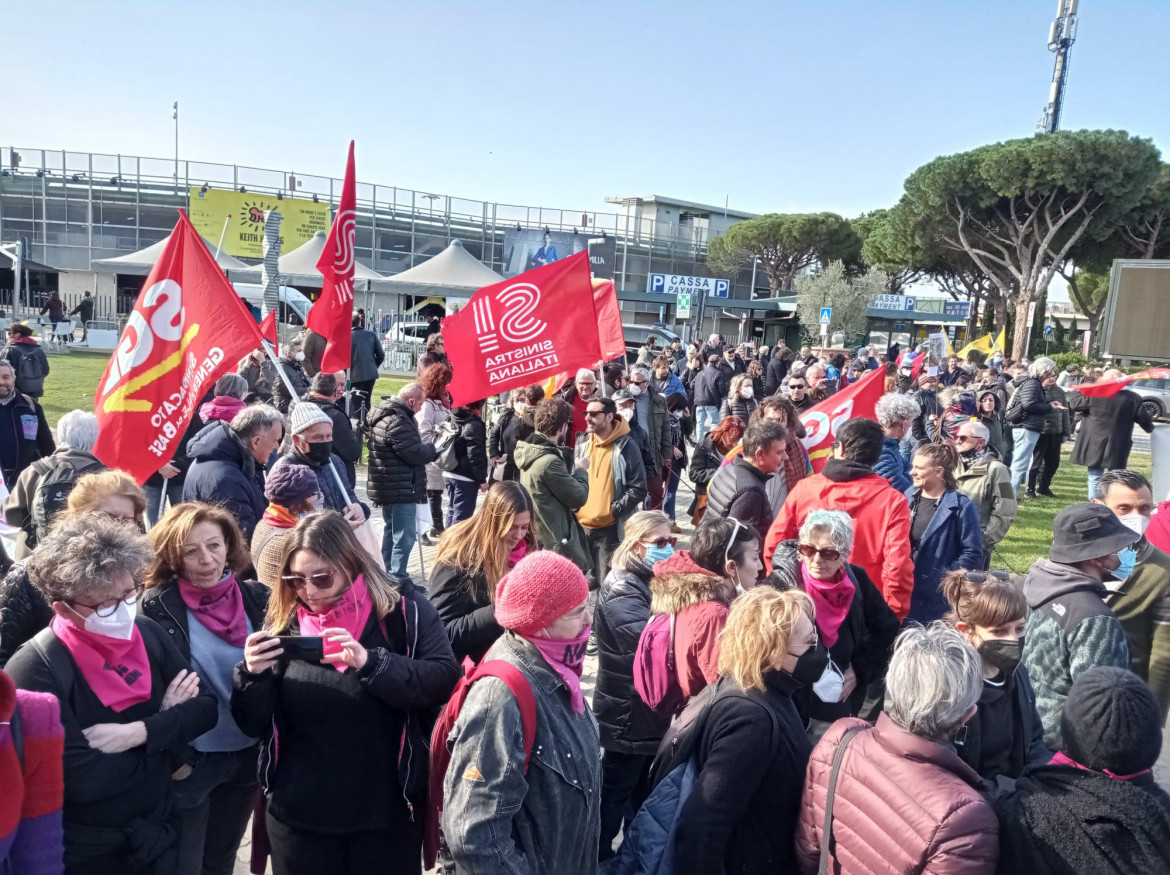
left=274, top=636, right=325, bottom=663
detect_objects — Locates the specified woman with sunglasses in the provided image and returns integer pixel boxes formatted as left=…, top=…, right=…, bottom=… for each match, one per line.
left=906, top=442, right=984, bottom=623
left=768, top=510, right=899, bottom=737
left=670, top=588, right=815, bottom=875
left=140, top=503, right=270, bottom=875
left=231, top=512, right=458, bottom=875
left=6, top=513, right=217, bottom=873
left=429, top=481, right=538, bottom=663
left=942, top=569, right=1049, bottom=780
left=593, top=510, right=674, bottom=860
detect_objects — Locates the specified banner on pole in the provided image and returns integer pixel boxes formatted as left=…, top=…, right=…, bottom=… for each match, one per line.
left=799, top=369, right=886, bottom=473
left=188, top=188, right=329, bottom=258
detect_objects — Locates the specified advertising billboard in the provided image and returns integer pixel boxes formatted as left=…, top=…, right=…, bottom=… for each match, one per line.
left=500, top=228, right=588, bottom=278
left=188, top=187, right=332, bottom=259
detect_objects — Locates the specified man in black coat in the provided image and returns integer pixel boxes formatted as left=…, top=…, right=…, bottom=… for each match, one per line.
left=367, top=382, right=436, bottom=576
left=304, top=371, right=362, bottom=488
left=764, top=345, right=790, bottom=396
left=1068, top=368, right=1156, bottom=501
left=0, top=360, right=54, bottom=492
left=693, top=355, right=729, bottom=443
left=1005, top=358, right=1061, bottom=498
left=706, top=420, right=788, bottom=547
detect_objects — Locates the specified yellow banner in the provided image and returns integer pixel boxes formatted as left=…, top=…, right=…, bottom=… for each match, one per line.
left=188, top=187, right=331, bottom=259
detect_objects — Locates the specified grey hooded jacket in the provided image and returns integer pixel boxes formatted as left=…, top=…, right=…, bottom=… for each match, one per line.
left=442, top=632, right=601, bottom=875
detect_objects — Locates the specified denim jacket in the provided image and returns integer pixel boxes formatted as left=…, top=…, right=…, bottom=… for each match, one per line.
left=442, top=632, right=601, bottom=875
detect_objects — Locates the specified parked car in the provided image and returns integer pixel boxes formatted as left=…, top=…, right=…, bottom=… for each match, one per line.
left=623, top=323, right=681, bottom=363
left=1130, top=378, right=1170, bottom=421
left=385, top=320, right=432, bottom=345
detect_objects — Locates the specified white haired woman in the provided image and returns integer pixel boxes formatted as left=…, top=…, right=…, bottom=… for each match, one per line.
left=873, top=393, right=920, bottom=493
left=6, top=512, right=218, bottom=872
left=768, top=509, right=900, bottom=737
left=796, top=623, right=999, bottom=874
left=3, top=408, right=105, bottom=558
left=719, top=373, right=758, bottom=423
left=1006, top=356, right=1061, bottom=497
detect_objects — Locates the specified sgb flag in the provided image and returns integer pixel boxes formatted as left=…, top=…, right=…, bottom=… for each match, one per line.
left=92, top=210, right=263, bottom=484
left=307, top=140, right=356, bottom=374
left=442, top=251, right=601, bottom=406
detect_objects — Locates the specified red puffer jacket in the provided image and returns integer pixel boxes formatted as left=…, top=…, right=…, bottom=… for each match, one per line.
left=765, top=459, right=914, bottom=619
left=795, top=715, right=999, bottom=875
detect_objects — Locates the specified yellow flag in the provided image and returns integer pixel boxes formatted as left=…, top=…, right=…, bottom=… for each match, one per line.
left=958, top=332, right=994, bottom=358
left=992, top=329, right=1005, bottom=352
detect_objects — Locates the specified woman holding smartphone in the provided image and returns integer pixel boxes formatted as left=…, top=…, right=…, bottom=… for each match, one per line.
left=230, top=512, right=458, bottom=875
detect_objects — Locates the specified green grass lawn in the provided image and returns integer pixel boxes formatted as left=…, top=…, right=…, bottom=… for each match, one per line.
left=36, top=353, right=1141, bottom=573
left=991, top=445, right=1153, bottom=575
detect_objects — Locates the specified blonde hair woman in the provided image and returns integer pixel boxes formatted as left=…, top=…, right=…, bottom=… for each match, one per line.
left=671, top=588, right=815, bottom=873
left=428, top=481, right=537, bottom=662
left=230, top=511, right=458, bottom=875
left=594, top=510, right=673, bottom=859
left=719, top=373, right=758, bottom=423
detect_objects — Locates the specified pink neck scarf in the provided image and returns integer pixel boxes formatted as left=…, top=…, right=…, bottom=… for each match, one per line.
left=526, top=626, right=591, bottom=714
left=1050, top=749, right=1152, bottom=781
left=801, top=564, right=854, bottom=648
left=51, top=615, right=153, bottom=712
left=179, top=574, right=248, bottom=647
left=507, top=541, right=528, bottom=569
left=297, top=575, right=373, bottom=672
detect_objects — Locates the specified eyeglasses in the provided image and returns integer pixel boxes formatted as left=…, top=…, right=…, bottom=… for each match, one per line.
left=72, top=582, right=145, bottom=618
left=955, top=435, right=978, bottom=444
left=642, top=536, right=678, bottom=549
left=281, top=570, right=336, bottom=590
left=962, top=570, right=1012, bottom=583
left=789, top=625, right=819, bottom=654
left=798, top=544, right=843, bottom=562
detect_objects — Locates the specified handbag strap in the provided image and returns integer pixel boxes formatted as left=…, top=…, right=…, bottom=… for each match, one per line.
left=818, top=725, right=865, bottom=875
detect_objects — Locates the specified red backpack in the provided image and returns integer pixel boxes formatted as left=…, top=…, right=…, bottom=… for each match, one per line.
left=424, top=659, right=537, bottom=869
left=633, top=612, right=687, bottom=716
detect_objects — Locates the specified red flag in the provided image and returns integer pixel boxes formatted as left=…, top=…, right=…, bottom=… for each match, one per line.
left=308, top=140, right=356, bottom=374
left=798, top=369, right=886, bottom=474
left=442, top=251, right=601, bottom=407
left=260, top=309, right=278, bottom=354
left=591, top=279, right=626, bottom=362
left=1073, top=367, right=1170, bottom=398
left=93, top=210, right=263, bottom=484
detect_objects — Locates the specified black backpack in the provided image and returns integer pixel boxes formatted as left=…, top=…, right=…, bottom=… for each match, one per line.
left=29, top=457, right=106, bottom=547
left=4, top=346, right=46, bottom=396
left=432, top=419, right=461, bottom=473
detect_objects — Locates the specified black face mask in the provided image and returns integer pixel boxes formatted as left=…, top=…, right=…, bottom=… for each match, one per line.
left=978, top=636, right=1023, bottom=676
left=303, top=439, right=333, bottom=466
left=786, top=645, right=830, bottom=688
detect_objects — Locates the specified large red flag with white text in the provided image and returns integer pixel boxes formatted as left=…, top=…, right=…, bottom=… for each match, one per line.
left=442, top=251, right=602, bottom=406
left=307, top=141, right=356, bottom=374
left=93, top=210, right=264, bottom=484
left=799, top=369, right=885, bottom=473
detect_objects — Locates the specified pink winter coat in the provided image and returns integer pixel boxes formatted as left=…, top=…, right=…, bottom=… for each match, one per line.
left=200, top=395, right=247, bottom=424
left=795, top=715, right=999, bottom=875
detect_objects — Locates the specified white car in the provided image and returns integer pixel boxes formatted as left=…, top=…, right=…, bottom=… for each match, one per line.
left=385, top=321, right=432, bottom=345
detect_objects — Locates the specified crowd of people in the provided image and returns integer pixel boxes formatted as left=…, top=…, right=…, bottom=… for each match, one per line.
left=1, top=322, right=1169, bottom=875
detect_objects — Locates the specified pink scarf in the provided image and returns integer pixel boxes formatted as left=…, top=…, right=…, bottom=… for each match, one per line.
left=507, top=541, right=528, bottom=569
left=1050, top=750, right=1151, bottom=781
left=296, top=575, right=373, bottom=672
left=526, top=626, right=590, bottom=714
left=179, top=574, right=248, bottom=647
left=801, top=564, right=854, bottom=648
left=50, top=615, right=153, bottom=712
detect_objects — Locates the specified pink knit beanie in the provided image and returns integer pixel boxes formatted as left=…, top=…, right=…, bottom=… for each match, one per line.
left=495, top=550, right=589, bottom=636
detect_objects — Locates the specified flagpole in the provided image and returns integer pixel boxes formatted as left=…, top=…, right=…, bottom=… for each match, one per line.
left=214, top=214, right=232, bottom=261
left=155, top=488, right=167, bottom=528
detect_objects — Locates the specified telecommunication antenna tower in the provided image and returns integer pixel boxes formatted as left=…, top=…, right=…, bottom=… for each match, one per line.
left=1039, top=0, right=1080, bottom=133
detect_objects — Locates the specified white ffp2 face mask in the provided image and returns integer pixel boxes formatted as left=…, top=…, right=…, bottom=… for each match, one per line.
left=83, top=598, right=138, bottom=641
left=812, top=658, right=845, bottom=704
left=1119, top=513, right=1150, bottom=537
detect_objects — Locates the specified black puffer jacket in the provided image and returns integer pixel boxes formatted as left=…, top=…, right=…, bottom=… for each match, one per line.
left=428, top=563, right=502, bottom=664
left=706, top=456, right=773, bottom=543
left=181, top=421, right=268, bottom=540
left=271, top=357, right=310, bottom=413
left=1006, top=375, right=1051, bottom=433
left=687, top=435, right=724, bottom=498
left=0, top=563, right=49, bottom=667
left=367, top=397, right=436, bottom=506
left=448, top=407, right=489, bottom=484
left=593, top=560, right=671, bottom=755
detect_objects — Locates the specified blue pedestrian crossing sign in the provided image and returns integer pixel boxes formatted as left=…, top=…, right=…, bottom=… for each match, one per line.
left=819, top=307, right=832, bottom=325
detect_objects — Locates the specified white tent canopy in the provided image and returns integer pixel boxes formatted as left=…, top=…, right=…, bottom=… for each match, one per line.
left=91, top=233, right=259, bottom=277
left=383, top=239, right=503, bottom=290
left=277, top=231, right=384, bottom=285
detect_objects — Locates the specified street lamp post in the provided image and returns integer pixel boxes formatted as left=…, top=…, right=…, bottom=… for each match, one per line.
left=172, top=102, right=179, bottom=193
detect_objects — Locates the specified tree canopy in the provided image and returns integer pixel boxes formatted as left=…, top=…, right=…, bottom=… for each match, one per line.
left=794, top=260, right=885, bottom=341
left=706, top=212, right=860, bottom=295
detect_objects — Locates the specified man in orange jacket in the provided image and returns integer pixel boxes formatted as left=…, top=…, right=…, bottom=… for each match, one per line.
left=764, top=418, right=914, bottom=619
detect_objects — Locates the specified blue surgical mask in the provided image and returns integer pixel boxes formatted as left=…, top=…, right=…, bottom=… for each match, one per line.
left=1116, top=547, right=1137, bottom=582
left=645, top=544, right=675, bottom=565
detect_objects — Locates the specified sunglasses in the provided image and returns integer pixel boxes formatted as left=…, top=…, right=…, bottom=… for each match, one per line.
left=642, top=536, right=678, bottom=549
left=962, top=570, right=1011, bottom=583
left=281, top=570, right=336, bottom=590
left=584, top=409, right=608, bottom=417
left=798, top=544, right=842, bottom=562
left=789, top=383, right=807, bottom=390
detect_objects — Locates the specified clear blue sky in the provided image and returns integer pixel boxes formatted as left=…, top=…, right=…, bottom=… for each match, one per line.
left=8, top=1, right=1168, bottom=219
